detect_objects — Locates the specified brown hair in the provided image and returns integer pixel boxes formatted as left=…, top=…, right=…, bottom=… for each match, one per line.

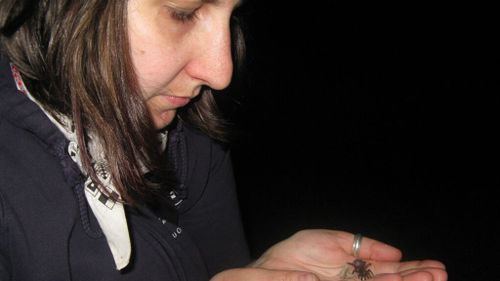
left=0, top=0, right=245, bottom=204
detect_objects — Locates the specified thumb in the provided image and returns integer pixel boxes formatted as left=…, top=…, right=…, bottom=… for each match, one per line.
left=211, top=268, right=320, bottom=281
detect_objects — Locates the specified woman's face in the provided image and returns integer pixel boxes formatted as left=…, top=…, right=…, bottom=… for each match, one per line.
left=128, top=0, right=240, bottom=129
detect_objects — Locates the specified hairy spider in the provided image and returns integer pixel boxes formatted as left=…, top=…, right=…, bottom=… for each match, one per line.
left=348, top=259, right=374, bottom=280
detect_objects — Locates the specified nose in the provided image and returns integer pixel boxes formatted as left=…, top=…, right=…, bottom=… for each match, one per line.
left=185, top=15, right=233, bottom=90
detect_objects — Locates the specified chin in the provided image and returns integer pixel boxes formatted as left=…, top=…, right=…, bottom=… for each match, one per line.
left=153, top=110, right=177, bottom=129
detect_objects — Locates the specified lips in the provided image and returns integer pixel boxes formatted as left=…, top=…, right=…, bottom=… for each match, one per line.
left=163, top=95, right=191, bottom=108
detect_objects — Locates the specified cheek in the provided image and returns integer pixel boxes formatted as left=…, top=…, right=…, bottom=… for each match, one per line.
left=132, top=47, right=180, bottom=95
left=129, top=24, right=184, bottom=97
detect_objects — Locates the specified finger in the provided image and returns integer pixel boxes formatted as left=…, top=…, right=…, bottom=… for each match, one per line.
left=365, top=240, right=403, bottom=261
left=211, top=268, right=320, bottom=281
left=370, top=269, right=445, bottom=281
left=370, top=273, right=403, bottom=281
left=400, top=271, right=434, bottom=281
left=375, top=259, right=446, bottom=272
left=373, top=260, right=447, bottom=281
left=399, top=266, right=448, bottom=281
left=371, top=271, right=432, bottom=281
left=338, top=232, right=403, bottom=261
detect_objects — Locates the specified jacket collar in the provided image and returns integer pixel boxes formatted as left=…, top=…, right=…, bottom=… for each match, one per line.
left=0, top=55, right=83, bottom=186
left=0, top=54, right=188, bottom=200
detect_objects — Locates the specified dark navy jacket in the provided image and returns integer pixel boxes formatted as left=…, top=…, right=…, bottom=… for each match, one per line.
left=0, top=55, right=250, bottom=280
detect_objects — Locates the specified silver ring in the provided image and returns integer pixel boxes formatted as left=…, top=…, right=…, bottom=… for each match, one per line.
left=352, top=233, right=363, bottom=257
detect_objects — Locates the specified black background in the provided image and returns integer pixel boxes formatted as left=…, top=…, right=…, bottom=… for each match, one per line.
left=222, top=1, right=499, bottom=281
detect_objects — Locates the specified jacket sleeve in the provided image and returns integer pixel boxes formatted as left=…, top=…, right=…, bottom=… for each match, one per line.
left=178, top=137, right=251, bottom=277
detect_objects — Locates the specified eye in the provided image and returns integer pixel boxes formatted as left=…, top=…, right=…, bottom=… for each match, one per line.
left=168, top=7, right=200, bottom=24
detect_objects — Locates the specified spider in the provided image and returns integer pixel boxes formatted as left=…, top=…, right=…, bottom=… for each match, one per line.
left=348, top=259, right=374, bottom=280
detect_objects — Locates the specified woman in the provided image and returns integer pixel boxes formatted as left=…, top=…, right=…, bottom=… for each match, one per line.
left=0, top=0, right=447, bottom=280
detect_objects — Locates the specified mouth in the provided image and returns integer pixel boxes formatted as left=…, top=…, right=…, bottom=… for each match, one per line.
left=163, top=94, right=192, bottom=108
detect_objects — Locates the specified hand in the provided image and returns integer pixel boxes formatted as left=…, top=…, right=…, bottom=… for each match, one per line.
left=211, top=267, right=320, bottom=281
left=251, top=229, right=447, bottom=281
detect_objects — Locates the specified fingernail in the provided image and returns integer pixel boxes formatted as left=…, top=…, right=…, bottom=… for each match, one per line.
left=299, top=273, right=317, bottom=281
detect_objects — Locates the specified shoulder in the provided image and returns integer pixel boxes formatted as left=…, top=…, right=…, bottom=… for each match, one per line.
left=180, top=121, right=230, bottom=164
left=172, top=121, right=233, bottom=211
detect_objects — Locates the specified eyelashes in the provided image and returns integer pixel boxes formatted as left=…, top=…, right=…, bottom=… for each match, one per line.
left=167, top=4, right=243, bottom=25
left=168, top=7, right=200, bottom=24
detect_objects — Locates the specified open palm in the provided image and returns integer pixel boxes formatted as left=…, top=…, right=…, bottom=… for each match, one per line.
left=251, top=229, right=447, bottom=281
